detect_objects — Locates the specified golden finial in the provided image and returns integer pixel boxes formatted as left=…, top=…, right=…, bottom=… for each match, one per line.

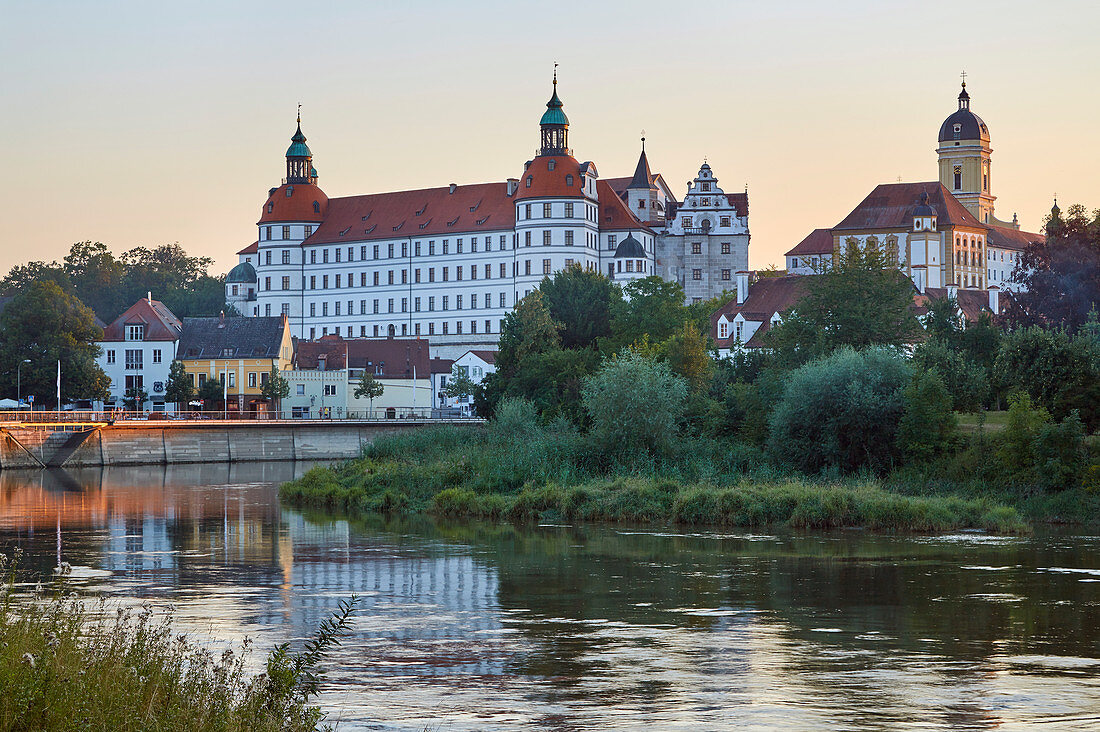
left=960, top=70, right=967, bottom=88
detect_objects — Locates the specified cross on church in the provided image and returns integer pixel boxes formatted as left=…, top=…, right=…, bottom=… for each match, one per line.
left=960, top=70, right=967, bottom=85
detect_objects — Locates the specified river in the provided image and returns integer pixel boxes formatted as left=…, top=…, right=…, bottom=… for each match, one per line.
left=1, top=463, right=1098, bottom=731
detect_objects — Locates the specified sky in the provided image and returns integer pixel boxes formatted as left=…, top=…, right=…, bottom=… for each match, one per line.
left=1, top=0, right=1097, bottom=277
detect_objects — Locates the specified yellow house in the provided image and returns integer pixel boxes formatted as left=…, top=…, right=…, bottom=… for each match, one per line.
left=177, top=314, right=293, bottom=412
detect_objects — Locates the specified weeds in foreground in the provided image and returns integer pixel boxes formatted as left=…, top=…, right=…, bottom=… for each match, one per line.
left=0, top=550, right=357, bottom=732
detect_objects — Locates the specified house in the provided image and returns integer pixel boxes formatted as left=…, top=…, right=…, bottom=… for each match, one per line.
left=428, top=357, right=455, bottom=415
left=176, top=314, right=293, bottom=412
left=94, top=295, right=182, bottom=412
left=439, top=350, right=498, bottom=416
left=281, top=336, right=348, bottom=418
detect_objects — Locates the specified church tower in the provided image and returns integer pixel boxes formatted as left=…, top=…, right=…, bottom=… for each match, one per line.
left=538, top=70, right=570, bottom=156
left=937, top=80, right=995, bottom=223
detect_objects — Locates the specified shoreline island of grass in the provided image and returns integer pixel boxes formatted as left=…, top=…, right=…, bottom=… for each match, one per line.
left=279, top=424, right=1042, bottom=534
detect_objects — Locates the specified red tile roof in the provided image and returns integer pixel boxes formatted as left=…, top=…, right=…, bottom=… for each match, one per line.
left=986, top=223, right=1043, bottom=252
left=304, top=182, right=515, bottom=246
left=514, top=155, right=589, bottom=201
left=785, top=228, right=834, bottom=257
left=597, top=180, right=652, bottom=232
left=834, top=182, right=983, bottom=231
left=344, top=338, right=431, bottom=379
left=237, top=241, right=258, bottom=255
left=295, top=336, right=348, bottom=370
left=917, top=287, right=997, bottom=323
left=710, top=275, right=814, bottom=349
left=101, top=298, right=182, bottom=342
left=258, top=183, right=328, bottom=224
left=465, top=350, right=498, bottom=365
left=429, top=357, right=455, bottom=374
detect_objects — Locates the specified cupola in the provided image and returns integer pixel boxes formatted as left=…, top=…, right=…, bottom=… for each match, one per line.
left=538, top=68, right=571, bottom=157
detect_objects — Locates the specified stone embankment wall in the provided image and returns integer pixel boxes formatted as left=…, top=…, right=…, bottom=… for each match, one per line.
left=0, top=421, right=470, bottom=468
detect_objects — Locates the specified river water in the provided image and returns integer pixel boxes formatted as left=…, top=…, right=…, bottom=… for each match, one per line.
left=1, top=463, right=1099, bottom=731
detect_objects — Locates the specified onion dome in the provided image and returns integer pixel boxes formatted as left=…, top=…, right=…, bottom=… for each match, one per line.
left=540, top=82, right=569, bottom=127
left=286, top=122, right=312, bottom=157
left=938, top=82, right=990, bottom=143
left=537, top=69, right=571, bottom=156
left=912, top=191, right=937, bottom=217
left=226, top=261, right=257, bottom=284
left=614, top=234, right=646, bottom=258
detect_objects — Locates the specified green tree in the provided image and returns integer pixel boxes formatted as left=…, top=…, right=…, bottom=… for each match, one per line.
left=661, top=321, right=713, bottom=394
left=261, top=366, right=291, bottom=414
left=164, top=360, right=194, bottom=410
left=539, top=265, right=619, bottom=350
left=993, top=326, right=1100, bottom=430
left=0, top=281, right=109, bottom=407
left=766, top=247, right=920, bottom=366
left=62, top=241, right=126, bottom=318
left=912, top=339, right=990, bottom=411
left=443, top=365, right=477, bottom=401
left=496, top=291, right=560, bottom=376
left=0, top=261, right=71, bottom=297
left=1007, top=202, right=1099, bottom=333
left=197, top=377, right=224, bottom=411
left=768, top=348, right=913, bottom=473
left=582, top=351, right=688, bottom=456
left=922, top=295, right=963, bottom=341
left=354, top=372, right=385, bottom=413
left=896, top=369, right=958, bottom=462
left=611, top=276, right=687, bottom=347
left=123, top=385, right=149, bottom=412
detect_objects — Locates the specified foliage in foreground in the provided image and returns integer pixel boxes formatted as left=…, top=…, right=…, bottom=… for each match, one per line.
left=0, top=553, right=356, bottom=732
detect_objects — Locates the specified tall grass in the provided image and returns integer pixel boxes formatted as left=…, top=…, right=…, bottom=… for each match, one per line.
left=281, top=424, right=1029, bottom=533
left=0, top=551, right=356, bottom=732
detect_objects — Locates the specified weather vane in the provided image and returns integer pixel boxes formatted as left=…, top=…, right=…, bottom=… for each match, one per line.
left=297, top=102, right=302, bottom=124
left=553, top=62, right=558, bottom=84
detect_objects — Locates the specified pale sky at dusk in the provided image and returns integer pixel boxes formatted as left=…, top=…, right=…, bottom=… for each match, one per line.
left=1, top=0, right=1097, bottom=276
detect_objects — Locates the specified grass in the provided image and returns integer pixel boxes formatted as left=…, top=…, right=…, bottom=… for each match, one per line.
left=0, top=551, right=356, bottom=732
left=279, top=425, right=1030, bottom=533
left=956, top=410, right=1010, bottom=433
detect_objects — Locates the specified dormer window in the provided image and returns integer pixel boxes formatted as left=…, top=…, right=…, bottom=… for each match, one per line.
left=565, top=174, right=573, bottom=186
left=285, top=186, right=294, bottom=197
left=526, top=177, right=532, bottom=188
left=125, top=324, right=144, bottom=341
left=313, top=201, right=320, bottom=213
left=267, top=203, right=273, bottom=213
left=548, top=160, right=556, bottom=171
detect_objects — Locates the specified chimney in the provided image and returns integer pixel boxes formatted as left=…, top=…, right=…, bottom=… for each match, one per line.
left=988, top=285, right=1000, bottom=315
left=449, top=183, right=457, bottom=194
left=147, top=291, right=152, bottom=302
left=736, top=271, right=749, bottom=305
left=947, top=283, right=958, bottom=300
left=507, top=178, right=519, bottom=196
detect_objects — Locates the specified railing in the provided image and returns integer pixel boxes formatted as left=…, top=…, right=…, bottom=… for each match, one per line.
left=0, top=409, right=482, bottom=424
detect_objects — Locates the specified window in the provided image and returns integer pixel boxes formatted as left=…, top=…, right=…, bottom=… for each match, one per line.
left=322, top=302, right=328, bottom=316
left=361, top=246, right=367, bottom=260
left=373, top=299, right=379, bottom=313
left=499, top=262, right=507, bottom=278
left=388, top=243, right=394, bottom=258
left=281, top=276, right=290, bottom=290
left=566, top=175, right=573, bottom=187
left=720, top=217, right=730, bottom=228
left=456, top=321, right=462, bottom=334
left=282, top=250, right=291, bottom=264
left=608, top=234, right=617, bottom=250
left=443, top=296, right=449, bottom=311
left=721, top=269, right=731, bottom=281
left=456, top=267, right=463, bottom=281
left=526, top=176, right=532, bottom=188
left=401, top=297, right=407, bottom=313
left=692, top=269, right=702, bottom=280
left=525, top=231, right=532, bottom=246
left=485, top=263, right=492, bottom=279
left=457, top=295, right=463, bottom=310
left=414, top=297, right=421, bottom=312
left=265, top=303, right=271, bottom=316
left=543, top=230, right=552, bottom=246
left=265, top=226, right=272, bottom=240
left=443, top=267, right=449, bottom=282
left=524, top=260, right=532, bottom=276
left=401, top=269, right=408, bottom=284
left=334, top=248, right=341, bottom=263
left=543, top=203, right=552, bottom=218
left=565, top=230, right=573, bottom=246
left=692, top=242, right=702, bottom=254
left=324, top=384, right=337, bottom=396
left=499, top=292, right=506, bottom=307
left=428, top=296, right=435, bottom=311
left=310, top=302, right=316, bottom=317
left=719, top=322, right=728, bottom=339
left=953, top=165, right=962, bottom=190
left=443, top=240, right=449, bottom=255
left=736, top=322, right=743, bottom=341
left=429, top=268, right=435, bottom=282
left=296, top=384, right=305, bottom=396
left=701, top=182, right=711, bottom=192
left=388, top=298, right=394, bottom=313
left=334, top=301, right=341, bottom=316
left=565, top=258, right=574, bottom=268
left=283, top=303, right=291, bottom=316
left=106, top=350, right=115, bottom=364
left=626, top=260, right=634, bottom=272
left=124, top=349, right=143, bottom=370
left=373, top=245, right=379, bottom=259
left=125, top=324, right=144, bottom=341
left=543, top=259, right=552, bottom=275
left=282, top=226, right=290, bottom=239
left=310, top=250, right=316, bottom=264
left=721, top=242, right=731, bottom=254
left=681, top=216, right=692, bottom=227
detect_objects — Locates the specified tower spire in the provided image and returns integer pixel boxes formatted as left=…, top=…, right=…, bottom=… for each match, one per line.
left=285, top=107, right=314, bottom=184
left=538, top=65, right=570, bottom=156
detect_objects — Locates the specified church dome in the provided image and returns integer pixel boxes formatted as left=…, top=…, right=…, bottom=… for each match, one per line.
left=938, top=83, right=990, bottom=143
left=226, top=261, right=257, bottom=284
left=539, top=86, right=569, bottom=126
left=258, top=183, right=329, bottom=224
left=286, top=123, right=312, bottom=157
left=613, top=234, right=646, bottom=258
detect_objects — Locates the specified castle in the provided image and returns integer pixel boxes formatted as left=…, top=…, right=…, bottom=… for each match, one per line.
left=227, top=76, right=750, bottom=357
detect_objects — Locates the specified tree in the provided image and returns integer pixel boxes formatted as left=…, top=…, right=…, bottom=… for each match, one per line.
left=582, top=351, right=688, bottom=456
left=896, top=369, right=958, bottom=462
left=197, top=377, right=224, bottom=411
left=768, top=348, right=913, bottom=473
left=993, top=326, right=1100, bottom=430
left=912, top=339, right=990, bottom=412
left=354, top=372, right=385, bottom=413
left=442, top=365, right=476, bottom=401
left=260, top=366, right=291, bottom=414
left=539, top=265, right=619, bottom=350
left=766, top=247, right=921, bottom=366
left=496, top=290, right=560, bottom=376
left=0, top=281, right=109, bottom=407
left=1007, top=202, right=1099, bottom=333
left=611, top=276, right=687, bottom=347
left=164, top=360, right=194, bottom=411
left=62, top=241, right=126, bottom=318
left=661, top=321, right=713, bottom=394
left=123, top=386, right=149, bottom=412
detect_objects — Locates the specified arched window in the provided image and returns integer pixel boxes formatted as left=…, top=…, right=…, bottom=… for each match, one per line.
left=312, top=201, right=320, bottom=213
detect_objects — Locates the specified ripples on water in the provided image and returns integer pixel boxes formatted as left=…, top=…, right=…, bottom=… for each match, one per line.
left=1, top=464, right=1099, bottom=730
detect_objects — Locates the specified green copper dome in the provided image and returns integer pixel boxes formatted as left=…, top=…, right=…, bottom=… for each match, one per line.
left=226, top=261, right=257, bottom=284
left=539, top=85, right=569, bottom=126
left=286, top=123, right=312, bottom=158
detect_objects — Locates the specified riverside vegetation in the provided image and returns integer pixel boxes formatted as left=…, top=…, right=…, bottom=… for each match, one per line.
left=283, top=212, right=1100, bottom=533
left=0, top=551, right=357, bottom=732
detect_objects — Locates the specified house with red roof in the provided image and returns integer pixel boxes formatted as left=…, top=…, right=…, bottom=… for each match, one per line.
left=95, top=295, right=182, bottom=412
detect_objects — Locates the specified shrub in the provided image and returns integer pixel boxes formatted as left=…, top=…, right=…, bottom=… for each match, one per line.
left=768, top=348, right=912, bottom=473
left=897, top=368, right=958, bottom=462
left=1032, top=411, right=1088, bottom=490
left=912, top=338, right=990, bottom=411
left=582, top=350, right=688, bottom=456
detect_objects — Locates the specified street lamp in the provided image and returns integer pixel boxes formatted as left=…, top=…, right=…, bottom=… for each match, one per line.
left=17, top=359, right=30, bottom=409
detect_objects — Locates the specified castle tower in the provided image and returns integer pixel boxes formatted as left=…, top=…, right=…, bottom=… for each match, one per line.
left=937, top=80, right=995, bottom=223
left=625, top=137, right=659, bottom=224
left=907, top=192, right=942, bottom=292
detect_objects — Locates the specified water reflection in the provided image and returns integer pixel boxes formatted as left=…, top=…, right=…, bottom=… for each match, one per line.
left=0, top=466, right=1098, bottom=730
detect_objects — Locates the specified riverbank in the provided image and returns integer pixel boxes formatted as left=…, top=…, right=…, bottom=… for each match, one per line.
left=0, top=554, right=352, bottom=732
left=278, top=424, right=1054, bottom=533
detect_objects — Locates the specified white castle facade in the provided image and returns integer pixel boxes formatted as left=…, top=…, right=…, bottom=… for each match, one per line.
left=227, top=78, right=750, bottom=356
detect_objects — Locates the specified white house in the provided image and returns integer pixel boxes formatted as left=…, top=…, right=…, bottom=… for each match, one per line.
left=439, top=350, right=497, bottom=416
left=95, top=296, right=182, bottom=413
